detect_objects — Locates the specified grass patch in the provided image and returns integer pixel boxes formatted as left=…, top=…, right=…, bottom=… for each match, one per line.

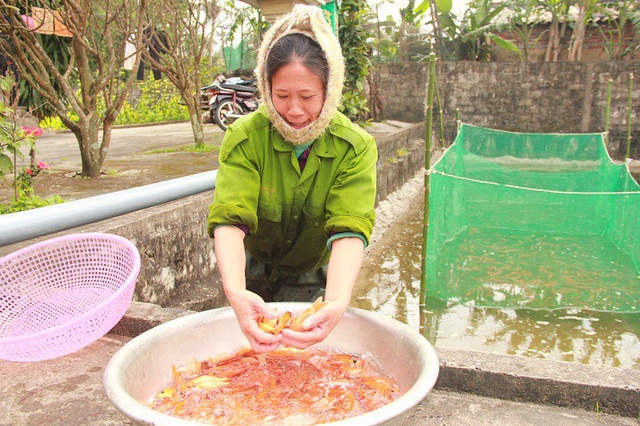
left=145, top=144, right=220, bottom=154
left=0, top=195, right=65, bottom=214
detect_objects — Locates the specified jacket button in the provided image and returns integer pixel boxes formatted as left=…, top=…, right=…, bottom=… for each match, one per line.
left=293, top=215, right=299, bottom=220
left=286, top=239, right=292, bottom=244
left=314, top=222, right=319, bottom=227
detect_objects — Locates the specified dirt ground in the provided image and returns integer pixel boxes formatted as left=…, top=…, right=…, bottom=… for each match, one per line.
left=0, top=121, right=225, bottom=203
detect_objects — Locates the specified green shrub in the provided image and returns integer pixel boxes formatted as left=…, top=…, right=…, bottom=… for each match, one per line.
left=0, top=193, right=64, bottom=214
left=41, top=74, right=190, bottom=129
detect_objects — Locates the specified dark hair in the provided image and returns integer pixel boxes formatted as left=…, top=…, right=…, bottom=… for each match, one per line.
left=266, top=33, right=329, bottom=89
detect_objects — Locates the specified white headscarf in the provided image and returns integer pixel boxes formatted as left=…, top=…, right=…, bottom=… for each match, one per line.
left=255, top=4, right=345, bottom=145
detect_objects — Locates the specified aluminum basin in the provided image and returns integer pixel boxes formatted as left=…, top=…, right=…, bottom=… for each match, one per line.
left=104, top=303, right=439, bottom=425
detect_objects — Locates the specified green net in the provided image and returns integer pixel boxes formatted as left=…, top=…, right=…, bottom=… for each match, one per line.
left=223, top=40, right=256, bottom=72
left=426, top=124, right=640, bottom=312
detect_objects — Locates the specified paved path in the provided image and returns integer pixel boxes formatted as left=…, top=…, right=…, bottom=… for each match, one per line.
left=35, top=121, right=224, bottom=173
left=2, top=122, right=225, bottom=201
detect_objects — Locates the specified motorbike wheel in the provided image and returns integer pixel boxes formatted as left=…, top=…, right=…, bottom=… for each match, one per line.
left=214, top=99, right=244, bottom=131
left=209, top=105, right=217, bottom=125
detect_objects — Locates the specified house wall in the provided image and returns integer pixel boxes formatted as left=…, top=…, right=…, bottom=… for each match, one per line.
left=374, top=61, right=640, bottom=159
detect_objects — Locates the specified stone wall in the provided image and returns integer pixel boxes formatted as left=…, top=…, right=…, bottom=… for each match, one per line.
left=374, top=61, right=640, bottom=159
left=373, top=122, right=427, bottom=204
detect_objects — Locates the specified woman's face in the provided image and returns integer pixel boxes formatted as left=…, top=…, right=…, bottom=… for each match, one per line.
left=271, top=61, right=325, bottom=130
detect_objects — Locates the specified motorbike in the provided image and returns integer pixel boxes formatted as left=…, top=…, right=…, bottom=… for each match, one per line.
left=200, top=76, right=259, bottom=131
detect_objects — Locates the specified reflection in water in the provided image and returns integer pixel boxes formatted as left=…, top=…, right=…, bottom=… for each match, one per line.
left=353, top=201, right=640, bottom=370
left=428, top=228, right=640, bottom=312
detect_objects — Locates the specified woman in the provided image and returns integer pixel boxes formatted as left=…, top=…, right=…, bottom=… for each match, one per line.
left=207, top=5, right=377, bottom=353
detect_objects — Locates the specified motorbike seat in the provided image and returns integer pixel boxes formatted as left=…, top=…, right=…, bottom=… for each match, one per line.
left=221, top=83, right=257, bottom=93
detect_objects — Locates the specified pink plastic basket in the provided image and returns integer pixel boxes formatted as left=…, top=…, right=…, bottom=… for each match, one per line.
left=0, top=233, right=140, bottom=362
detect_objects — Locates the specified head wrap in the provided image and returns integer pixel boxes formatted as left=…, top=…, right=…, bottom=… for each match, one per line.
left=256, top=4, right=344, bottom=145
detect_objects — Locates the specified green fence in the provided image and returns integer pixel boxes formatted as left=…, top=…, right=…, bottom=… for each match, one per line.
left=426, top=124, right=640, bottom=312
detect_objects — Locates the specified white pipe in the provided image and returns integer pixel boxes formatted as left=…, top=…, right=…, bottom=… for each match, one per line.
left=0, top=170, right=217, bottom=247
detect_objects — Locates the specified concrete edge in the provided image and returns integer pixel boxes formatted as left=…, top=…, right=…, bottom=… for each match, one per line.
left=435, top=347, right=640, bottom=418
left=114, top=301, right=640, bottom=419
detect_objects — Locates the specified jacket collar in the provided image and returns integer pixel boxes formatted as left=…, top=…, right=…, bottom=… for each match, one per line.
left=273, top=126, right=337, bottom=158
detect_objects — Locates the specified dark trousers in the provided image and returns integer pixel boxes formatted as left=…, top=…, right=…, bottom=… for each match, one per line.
left=245, top=252, right=327, bottom=302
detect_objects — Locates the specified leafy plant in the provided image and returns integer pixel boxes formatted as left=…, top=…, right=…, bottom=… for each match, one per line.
left=0, top=76, right=35, bottom=181
left=595, top=0, right=640, bottom=60
left=42, top=76, right=191, bottom=129
left=119, top=76, right=191, bottom=124
left=498, top=0, right=550, bottom=62
left=42, top=54, right=224, bottom=131
left=0, top=75, right=63, bottom=214
left=414, top=0, right=456, bottom=59
left=488, top=33, right=523, bottom=60
left=457, top=0, right=508, bottom=61
left=0, top=193, right=64, bottom=214
left=339, top=0, right=371, bottom=123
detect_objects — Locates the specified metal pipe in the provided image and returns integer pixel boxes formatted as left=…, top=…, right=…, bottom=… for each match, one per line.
left=420, top=52, right=437, bottom=309
left=0, top=170, right=217, bottom=247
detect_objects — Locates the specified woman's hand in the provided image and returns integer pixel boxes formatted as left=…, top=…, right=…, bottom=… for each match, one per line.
left=280, top=299, right=348, bottom=349
left=214, top=226, right=283, bottom=353
left=226, top=288, right=284, bottom=353
left=280, top=236, right=365, bottom=348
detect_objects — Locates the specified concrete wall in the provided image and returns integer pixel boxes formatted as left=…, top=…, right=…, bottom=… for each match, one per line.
left=1, top=123, right=428, bottom=311
left=374, top=61, right=640, bottom=158
left=0, top=193, right=226, bottom=311
left=374, top=122, right=427, bottom=204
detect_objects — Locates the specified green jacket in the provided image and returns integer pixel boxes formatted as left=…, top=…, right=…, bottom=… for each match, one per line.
left=207, top=105, right=377, bottom=279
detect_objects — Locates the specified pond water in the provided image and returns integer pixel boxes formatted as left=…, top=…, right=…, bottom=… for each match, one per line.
left=352, top=194, right=640, bottom=370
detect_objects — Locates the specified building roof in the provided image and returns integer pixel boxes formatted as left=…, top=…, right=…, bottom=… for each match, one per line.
left=238, top=0, right=327, bottom=23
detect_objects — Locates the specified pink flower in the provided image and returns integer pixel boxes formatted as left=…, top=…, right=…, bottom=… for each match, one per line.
left=21, top=126, right=43, bottom=137
left=37, top=161, right=50, bottom=170
left=25, top=168, right=33, bottom=176
left=21, top=15, right=35, bottom=29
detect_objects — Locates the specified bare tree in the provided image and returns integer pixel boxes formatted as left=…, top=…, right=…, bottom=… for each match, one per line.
left=0, top=1, right=147, bottom=178
left=144, top=0, right=217, bottom=147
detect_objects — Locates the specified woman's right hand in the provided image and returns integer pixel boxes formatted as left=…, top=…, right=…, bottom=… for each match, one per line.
left=226, top=287, right=284, bottom=353
left=214, top=226, right=282, bottom=352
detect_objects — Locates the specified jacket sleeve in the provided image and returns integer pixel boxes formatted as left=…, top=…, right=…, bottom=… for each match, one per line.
left=207, top=130, right=261, bottom=238
left=324, top=136, right=377, bottom=244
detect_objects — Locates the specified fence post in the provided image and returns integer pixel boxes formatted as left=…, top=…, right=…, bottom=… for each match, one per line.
left=420, top=52, right=437, bottom=309
left=627, top=73, right=634, bottom=160
left=605, top=78, right=612, bottom=149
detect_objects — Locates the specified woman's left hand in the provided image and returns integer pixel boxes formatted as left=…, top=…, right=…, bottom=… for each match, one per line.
left=281, top=237, right=364, bottom=348
left=280, top=300, right=348, bottom=349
